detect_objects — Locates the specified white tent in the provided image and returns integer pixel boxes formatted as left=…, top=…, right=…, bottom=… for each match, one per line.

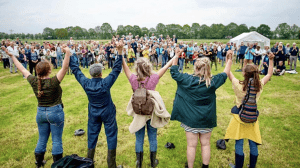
left=230, top=31, right=270, bottom=48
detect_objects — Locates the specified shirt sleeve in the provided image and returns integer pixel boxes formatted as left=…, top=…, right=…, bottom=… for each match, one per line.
left=212, top=72, right=227, bottom=89
left=129, top=74, right=138, bottom=90
left=27, top=75, right=36, bottom=86
left=52, top=75, right=61, bottom=86
left=103, top=55, right=122, bottom=88
left=170, top=65, right=189, bottom=85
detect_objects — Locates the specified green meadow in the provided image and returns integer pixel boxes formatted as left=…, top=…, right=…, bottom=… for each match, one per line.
left=0, top=40, right=300, bottom=168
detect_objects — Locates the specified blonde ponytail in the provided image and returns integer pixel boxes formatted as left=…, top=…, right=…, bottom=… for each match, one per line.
left=194, top=57, right=212, bottom=87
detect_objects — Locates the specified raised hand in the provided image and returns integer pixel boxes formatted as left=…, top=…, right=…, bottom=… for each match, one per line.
left=226, top=50, right=233, bottom=60
left=2, top=47, right=13, bottom=57
left=268, top=52, right=275, bottom=60
left=116, top=41, right=124, bottom=54
left=61, top=44, right=70, bottom=53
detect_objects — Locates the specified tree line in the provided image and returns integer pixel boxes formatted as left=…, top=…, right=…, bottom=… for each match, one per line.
left=1, top=22, right=299, bottom=40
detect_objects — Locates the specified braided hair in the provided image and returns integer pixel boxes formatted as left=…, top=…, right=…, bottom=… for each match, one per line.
left=194, top=57, right=212, bottom=87
left=35, top=61, right=51, bottom=97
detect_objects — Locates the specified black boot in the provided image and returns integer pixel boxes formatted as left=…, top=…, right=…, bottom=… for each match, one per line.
left=150, top=151, right=159, bottom=168
left=202, top=163, right=209, bottom=168
left=136, top=152, right=143, bottom=168
left=35, top=152, right=46, bottom=168
left=52, top=153, right=63, bottom=163
left=87, top=148, right=96, bottom=161
left=107, top=149, right=123, bottom=168
left=249, top=154, right=258, bottom=168
left=235, top=153, right=244, bottom=168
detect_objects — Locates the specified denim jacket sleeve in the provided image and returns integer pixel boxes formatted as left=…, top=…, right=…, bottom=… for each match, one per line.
left=103, top=55, right=122, bottom=88
left=70, top=54, right=88, bottom=88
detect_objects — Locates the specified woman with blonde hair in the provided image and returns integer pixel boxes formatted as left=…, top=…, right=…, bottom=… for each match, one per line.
left=170, top=49, right=233, bottom=168
left=122, top=54, right=176, bottom=168
left=224, top=52, right=275, bottom=168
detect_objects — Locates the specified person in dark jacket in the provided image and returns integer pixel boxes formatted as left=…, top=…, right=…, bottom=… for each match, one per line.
left=69, top=41, right=124, bottom=168
left=170, top=48, right=233, bottom=168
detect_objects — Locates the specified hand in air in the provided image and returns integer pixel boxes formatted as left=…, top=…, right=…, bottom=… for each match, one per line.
left=2, top=47, right=13, bottom=57
left=268, top=52, right=275, bottom=60
left=226, top=50, right=233, bottom=60
left=116, top=41, right=124, bottom=54
left=61, top=44, right=70, bottom=53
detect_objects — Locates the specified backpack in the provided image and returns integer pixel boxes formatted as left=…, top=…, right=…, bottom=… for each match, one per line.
left=131, top=78, right=154, bottom=115
left=51, top=154, right=94, bottom=168
left=239, top=78, right=259, bottom=123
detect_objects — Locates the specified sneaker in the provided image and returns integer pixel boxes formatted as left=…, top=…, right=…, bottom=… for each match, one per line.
left=74, top=129, right=85, bottom=136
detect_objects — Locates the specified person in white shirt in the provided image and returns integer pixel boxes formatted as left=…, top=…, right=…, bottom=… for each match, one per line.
left=254, top=46, right=263, bottom=66
left=50, top=47, right=57, bottom=69
left=7, top=42, right=18, bottom=73
left=1, top=47, right=10, bottom=69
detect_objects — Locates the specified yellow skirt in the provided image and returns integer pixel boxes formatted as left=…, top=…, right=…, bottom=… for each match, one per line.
left=224, top=114, right=262, bottom=144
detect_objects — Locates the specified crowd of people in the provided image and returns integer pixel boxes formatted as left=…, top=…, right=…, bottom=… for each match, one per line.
left=1, top=35, right=299, bottom=77
left=0, top=33, right=298, bottom=168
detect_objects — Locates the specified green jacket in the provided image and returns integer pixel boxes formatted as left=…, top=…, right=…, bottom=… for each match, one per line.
left=170, top=65, right=227, bottom=128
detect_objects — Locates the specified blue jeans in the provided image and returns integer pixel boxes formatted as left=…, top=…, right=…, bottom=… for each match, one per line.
left=162, top=56, right=168, bottom=67
left=253, top=56, right=261, bottom=65
left=135, top=120, right=157, bottom=152
left=51, top=57, right=57, bottom=69
left=57, top=54, right=62, bottom=67
left=221, top=57, right=226, bottom=67
left=235, top=139, right=258, bottom=156
left=178, top=58, right=184, bottom=73
left=108, top=57, right=113, bottom=68
left=35, top=104, right=64, bottom=155
left=88, top=105, right=118, bottom=150
left=83, top=57, right=88, bottom=68
left=22, top=62, right=27, bottom=77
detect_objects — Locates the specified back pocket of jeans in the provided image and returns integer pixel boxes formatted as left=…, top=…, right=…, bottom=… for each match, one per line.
left=46, top=109, right=64, bottom=127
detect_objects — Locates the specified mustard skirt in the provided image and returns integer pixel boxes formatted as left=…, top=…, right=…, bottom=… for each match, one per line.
left=224, top=114, right=262, bottom=145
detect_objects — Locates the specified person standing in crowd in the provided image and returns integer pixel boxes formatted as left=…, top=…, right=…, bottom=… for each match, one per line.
left=187, top=43, right=194, bottom=64
left=3, top=44, right=71, bottom=168
left=254, top=46, right=262, bottom=66
left=192, top=51, right=199, bottom=65
left=82, top=46, right=88, bottom=69
left=178, top=49, right=186, bottom=73
left=106, top=43, right=113, bottom=69
left=271, top=44, right=278, bottom=66
left=122, top=54, right=176, bottom=168
left=127, top=44, right=135, bottom=68
left=238, top=42, right=247, bottom=69
left=19, top=49, right=27, bottom=78
left=69, top=41, right=124, bottom=168
left=56, top=43, right=62, bottom=68
left=30, top=46, right=39, bottom=76
left=7, top=42, right=18, bottom=73
left=161, top=45, right=169, bottom=67
left=275, top=44, right=285, bottom=66
left=244, top=43, right=255, bottom=66
left=170, top=48, right=233, bottom=168
left=1, top=46, right=10, bottom=69
left=224, top=52, right=275, bottom=168
left=50, top=47, right=57, bottom=69
left=210, top=45, right=218, bottom=71
left=289, top=43, right=299, bottom=71
left=131, top=39, right=138, bottom=56
left=221, top=44, right=228, bottom=67
left=261, top=46, right=271, bottom=75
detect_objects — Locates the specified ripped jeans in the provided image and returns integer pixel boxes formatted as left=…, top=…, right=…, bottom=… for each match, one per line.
left=35, top=104, right=64, bottom=155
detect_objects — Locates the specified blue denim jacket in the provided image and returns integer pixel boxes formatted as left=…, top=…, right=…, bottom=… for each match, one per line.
left=69, top=53, right=122, bottom=112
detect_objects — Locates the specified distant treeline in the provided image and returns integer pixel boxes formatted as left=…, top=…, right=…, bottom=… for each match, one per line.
left=1, top=22, right=299, bottom=40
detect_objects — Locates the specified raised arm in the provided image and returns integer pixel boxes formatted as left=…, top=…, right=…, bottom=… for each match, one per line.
left=104, top=41, right=123, bottom=88
left=262, top=53, right=275, bottom=85
left=157, top=49, right=179, bottom=78
left=122, top=56, right=132, bottom=80
left=223, top=50, right=233, bottom=77
left=56, top=45, right=71, bottom=82
left=3, top=47, right=31, bottom=78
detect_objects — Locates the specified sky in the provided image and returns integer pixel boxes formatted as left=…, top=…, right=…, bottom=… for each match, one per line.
left=0, top=0, right=299, bottom=34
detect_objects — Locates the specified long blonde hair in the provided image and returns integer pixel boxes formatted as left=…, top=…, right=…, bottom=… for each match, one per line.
left=194, top=57, right=212, bottom=87
left=135, top=57, right=153, bottom=81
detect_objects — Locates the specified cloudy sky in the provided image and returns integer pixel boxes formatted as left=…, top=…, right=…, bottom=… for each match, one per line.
left=0, top=0, right=299, bottom=34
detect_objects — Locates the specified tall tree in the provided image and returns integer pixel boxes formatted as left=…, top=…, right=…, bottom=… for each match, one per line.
left=290, top=24, right=299, bottom=39
left=71, top=26, right=84, bottom=39
left=117, top=25, right=126, bottom=36
left=42, top=27, right=54, bottom=39
left=55, top=28, right=68, bottom=39
left=141, top=27, right=149, bottom=37
left=156, top=23, right=166, bottom=37
left=182, top=24, right=191, bottom=39
left=149, top=27, right=156, bottom=37
left=88, top=28, right=96, bottom=39
left=210, top=24, right=225, bottom=39
left=225, top=22, right=239, bottom=37
left=191, top=23, right=201, bottom=39
left=237, top=24, right=249, bottom=34
left=100, top=23, right=113, bottom=39
left=257, top=24, right=272, bottom=38
left=133, top=25, right=141, bottom=37
left=199, top=24, right=211, bottom=39
left=124, top=25, right=133, bottom=36
left=275, top=23, right=291, bottom=39
left=249, top=26, right=257, bottom=32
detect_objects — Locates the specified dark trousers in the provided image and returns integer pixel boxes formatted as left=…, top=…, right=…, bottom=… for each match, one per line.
left=87, top=106, right=118, bottom=150
left=51, top=57, right=57, bottom=69
left=30, top=61, right=38, bottom=76
left=3, top=58, right=9, bottom=68
left=254, top=56, right=261, bottom=65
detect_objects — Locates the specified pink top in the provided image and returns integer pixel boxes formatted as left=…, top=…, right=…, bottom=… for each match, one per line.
left=129, top=74, right=159, bottom=91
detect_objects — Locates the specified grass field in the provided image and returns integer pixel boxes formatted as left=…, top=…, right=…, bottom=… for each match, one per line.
left=1, top=54, right=300, bottom=167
